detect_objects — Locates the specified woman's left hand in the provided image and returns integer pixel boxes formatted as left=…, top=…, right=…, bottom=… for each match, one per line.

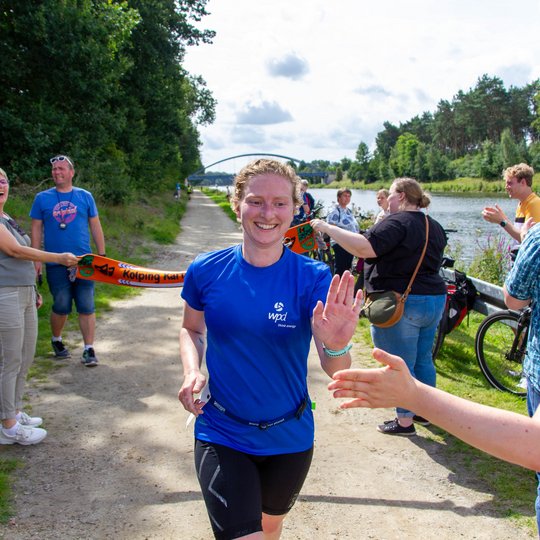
left=312, top=271, right=362, bottom=348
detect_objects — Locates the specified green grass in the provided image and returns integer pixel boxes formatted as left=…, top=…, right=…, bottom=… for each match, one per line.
left=0, top=189, right=189, bottom=522
left=433, top=316, right=535, bottom=532
left=313, top=172, right=540, bottom=194
left=0, top=459, right=20, bottom=522
left=200, top=187, right=237, bottom=221
left=355, top=313, right=536, bottom=532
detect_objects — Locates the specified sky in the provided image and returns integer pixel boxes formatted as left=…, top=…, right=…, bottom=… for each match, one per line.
left=183, top=0, right=540, bottom=173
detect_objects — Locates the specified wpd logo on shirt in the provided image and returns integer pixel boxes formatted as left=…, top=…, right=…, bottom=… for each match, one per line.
left=269, top=301, right=287, bottom=322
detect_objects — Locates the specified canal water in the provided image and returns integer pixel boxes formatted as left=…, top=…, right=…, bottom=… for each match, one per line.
left=309, top=188, right=516, bottom=265
left=211, top=185, right=516, bottom=265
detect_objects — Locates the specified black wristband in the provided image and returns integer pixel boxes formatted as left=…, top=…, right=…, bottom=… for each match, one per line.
left=499, top=221, right=506, bottom=228
left=98, top=253, right=106, bottom=257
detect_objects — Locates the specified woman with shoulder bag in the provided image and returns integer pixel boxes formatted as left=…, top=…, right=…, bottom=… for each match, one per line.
left=311, top=177, right=447, bottom=436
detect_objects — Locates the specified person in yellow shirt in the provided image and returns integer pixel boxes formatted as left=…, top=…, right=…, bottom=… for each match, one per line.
left=482, top=163, right=540, bottom=253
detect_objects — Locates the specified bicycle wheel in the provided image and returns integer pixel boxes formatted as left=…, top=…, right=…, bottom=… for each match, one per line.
left=475, top=310, right=527, bottom=396
left=432, top=319, right=445, bottom=361
left=325, top=248, right=335, bottom=275
left=313, top=248, right=333, bottom=273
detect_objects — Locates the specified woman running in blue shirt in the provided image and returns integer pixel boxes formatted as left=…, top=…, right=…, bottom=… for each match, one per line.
left=178, top=159, right=361, bottom=540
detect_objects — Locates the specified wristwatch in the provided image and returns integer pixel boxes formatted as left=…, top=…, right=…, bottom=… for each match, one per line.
left=499, top=220, right=507, bottom=228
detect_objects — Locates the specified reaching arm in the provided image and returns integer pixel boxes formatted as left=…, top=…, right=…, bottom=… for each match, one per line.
left=89, top=216, right=106, bottom=255
left=520, top=217, right=537, bottom=242
left=503, top=284, right=531, bottom=311
left=31, top=218, right=44, bottom=275
left=0, top=224, right=78, bottom=266
left=178, top=303, right=208, bottom=416
left=310, top=219, right=376, bottom=258
left=312, top=271, right=362, bottom=377
left=329, top=348, right=540, bottom=471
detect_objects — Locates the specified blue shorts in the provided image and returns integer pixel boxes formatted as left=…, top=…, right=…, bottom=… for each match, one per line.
left=45, top=265, right=95, bottom=315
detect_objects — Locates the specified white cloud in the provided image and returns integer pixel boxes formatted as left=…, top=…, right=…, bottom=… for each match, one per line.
left=236, top=100, right=293, bottom=125
left=266, top=53, right=309, bottom=80
left=185, top=0, right=540, bottom=172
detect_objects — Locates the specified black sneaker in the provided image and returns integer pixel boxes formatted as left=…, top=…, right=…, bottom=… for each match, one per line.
left=81, top=348, right=98, bottom=367
left=51, top=339, right=71, bottom=358
left=413, top=415, right=431, bottom=426
left=377, top=418, right=416, bottom=436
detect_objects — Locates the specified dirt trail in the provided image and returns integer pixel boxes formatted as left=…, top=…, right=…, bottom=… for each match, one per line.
left=0, top=191, right=532, bottom=539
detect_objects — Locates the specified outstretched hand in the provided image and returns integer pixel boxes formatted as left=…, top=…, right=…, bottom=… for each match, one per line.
left=312, top=271, right=362, bottom=349
left=521, top=217, right=536, bottom=242
left=328, top=348, right=417, bottom=409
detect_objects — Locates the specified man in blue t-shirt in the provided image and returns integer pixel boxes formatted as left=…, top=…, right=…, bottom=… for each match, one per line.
left=504, top=220, right=540, bottom=534
left=30, top=155, right=106, bottom=367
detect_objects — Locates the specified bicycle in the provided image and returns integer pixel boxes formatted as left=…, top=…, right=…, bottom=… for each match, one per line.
left=310, top=231, right=335, bottom=274
left=474, top=306, right=529, bottom=396
left=432, top=257, right=477, bottom=360
left=434, top=256, right=529, bottom=396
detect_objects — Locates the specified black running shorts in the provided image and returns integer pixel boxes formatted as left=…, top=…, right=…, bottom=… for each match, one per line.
left=194, top=439, right=313, bottom=540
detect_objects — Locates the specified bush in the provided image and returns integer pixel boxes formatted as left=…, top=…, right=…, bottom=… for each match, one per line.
left=467, top=232, right=513, bottom=285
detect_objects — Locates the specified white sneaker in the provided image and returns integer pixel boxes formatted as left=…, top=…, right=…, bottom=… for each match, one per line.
left=17, top=411, right=43, bottom=427
left=0, top=424, right=47, bottom=445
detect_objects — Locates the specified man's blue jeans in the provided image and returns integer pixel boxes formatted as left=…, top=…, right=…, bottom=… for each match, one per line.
left=371, top=294, right=445, bottom=417
left=526, top=380, right=540, bottom=534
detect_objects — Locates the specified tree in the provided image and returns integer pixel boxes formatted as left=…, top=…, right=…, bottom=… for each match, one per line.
left=389, top=133, right=420, bottom=177
left=426, top=146, right=449, bottom=181
left=531, top=84, right=540, bottom=141
left=340, top=157, right=352, bottom=172
left=0, top=0, right=140, bottom=182
left=432, top=99, right=460, bottom=158
left=120, top=0, right=216, bottom=189
left=478, top=140, right=503, bottom=179
left=413, top=143, right=429, bottom=181
left=0, top=0, right=217, bottom=198
left=500, top=128, right=522, bottom=169
left=400, top=112, right=433, bottom=144
left=375, top=122, right=400, bottom=161
left=354, top=141, right=370, bottom=180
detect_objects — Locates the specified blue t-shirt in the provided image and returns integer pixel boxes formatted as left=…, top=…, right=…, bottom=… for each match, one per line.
left=505, top=224, right=540, bottom=392
left=30, top=187, right=98, bottom=263
left=181, top=244, right=331, bottom=455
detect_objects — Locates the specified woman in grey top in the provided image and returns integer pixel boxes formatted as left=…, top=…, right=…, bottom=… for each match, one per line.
left=0, top=168, right=78, bottom=446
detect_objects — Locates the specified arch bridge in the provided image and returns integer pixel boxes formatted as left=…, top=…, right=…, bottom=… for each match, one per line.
left=187, top=153, right=328, bottom=185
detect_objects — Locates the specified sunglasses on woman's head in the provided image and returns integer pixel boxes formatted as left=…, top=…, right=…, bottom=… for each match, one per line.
left=50, top=155, right=73, bottom=167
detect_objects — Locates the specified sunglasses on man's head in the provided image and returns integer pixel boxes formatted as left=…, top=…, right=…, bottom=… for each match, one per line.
left=50, top=155, right=73, bottom=167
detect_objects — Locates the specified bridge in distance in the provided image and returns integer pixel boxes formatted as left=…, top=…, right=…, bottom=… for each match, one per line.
left=187, top=153, right=328, bottom=185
